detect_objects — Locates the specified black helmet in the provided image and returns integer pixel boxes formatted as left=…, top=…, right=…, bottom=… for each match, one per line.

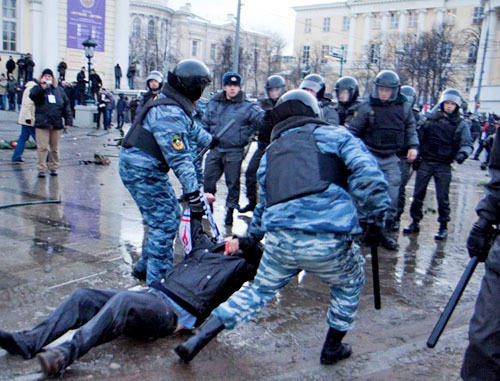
left=146, top=70, right=164, bottom=90
left=400, top=85, right=417, bottom=107
left=438, top=88, right=462, bottom=108
left=265, top=75, right=286, bottom=100
left=372, top=70, right=400, bottom=102
left=334, top=76, right=359, bottom=104
left=167, top=59, right=212, bottom=102
left=270, top=89, right=321, bottom=125
left=300, top=74, right=326, bottom=99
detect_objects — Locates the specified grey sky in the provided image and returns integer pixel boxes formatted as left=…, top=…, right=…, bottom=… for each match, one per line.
left=168, top=0, right=333, bottom=54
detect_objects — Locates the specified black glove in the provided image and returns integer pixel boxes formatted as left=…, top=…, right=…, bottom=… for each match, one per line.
left=412, top=156, right=422, bottom=171
left=455, top=152, right=467, bottom=164
left=364, top=223, right=383, bottom=247
left=467, top=218, right=496, bottom=262
left=186, top=191, right=205, bottom=219
left=209, top=136, right=219, bottom=149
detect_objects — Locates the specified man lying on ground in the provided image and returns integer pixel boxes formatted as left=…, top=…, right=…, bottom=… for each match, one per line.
left=0, top=218, right=262, bottom=378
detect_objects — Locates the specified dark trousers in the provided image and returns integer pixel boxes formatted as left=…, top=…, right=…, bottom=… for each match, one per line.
left=396, top=157, right=413, bottom=220
left=11, top=288, right=177, bottom=364
left=245, top=145, right=265, bottom=205
left=12, top=125, right=36, bottom=161
left=409, top=160, right=451, bottom=223
left=204, top=149, right=243, bottom=209
left=461, top=236, right=500, bottom=380
left=96, top=107, right=107, bottom=129
left=76, top=89, right=86, bottom=106
left=117, top=112, right=125, bottom=129
left=7, top=92, right=15, bottom=111
left=115, top=77, right=120, bottom=89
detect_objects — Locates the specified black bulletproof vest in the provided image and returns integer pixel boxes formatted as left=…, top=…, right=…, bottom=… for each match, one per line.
left=265, top=124, right=348, bottom=207
left=421, top=116, right=459, bottom=163
left=490, top=129, right=500, bottom=169
left=365, top=103, right=405, bottom=152
left=122, top=96, right=192, bottom=172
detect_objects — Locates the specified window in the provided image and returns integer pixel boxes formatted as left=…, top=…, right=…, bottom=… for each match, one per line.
left=443, top=42, right=453, bottom=63
left=305, top=18, right=311, bottom=33
left=342, top=16, right=350, bottom=31
left=210, top=43, right=217, bottom=60
left=1, top=0, right=16, bottom=51
left=132, top=17, right=141, bottom=38
left=372, top=14, right=381, bottom=29
left=408, top=11, right=417, bottom=28
left=192, top=40, right=199, bottom=57
left=465, top=77, right=474, bottom=93
left=467, top=43, right=477, bottom=64
left=473, top=7, right=484, bottom=25
left=323, top=17, right=330, bottom=32
left=390, top=12, right=398, bottom=29
left=147, top=19, right=155, bottom=40
left=321, top=45, right=329, bottom=63
left=302, top=45, right=310, bottom=64
left=370, top=43, right=379, bottom=64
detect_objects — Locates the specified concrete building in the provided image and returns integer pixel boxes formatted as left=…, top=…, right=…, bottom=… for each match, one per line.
left=293, top=0, right=483, bottom=104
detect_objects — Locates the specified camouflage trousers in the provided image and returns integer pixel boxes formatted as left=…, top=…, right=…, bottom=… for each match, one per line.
left=119, top=158, right=180, bottom=285
left=212, top=229, right=365, bottom=332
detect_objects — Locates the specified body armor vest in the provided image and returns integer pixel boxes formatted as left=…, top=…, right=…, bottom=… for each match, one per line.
left=365, top=103, right=405, bottom=152
left=421, top=115, right=459, bottom=163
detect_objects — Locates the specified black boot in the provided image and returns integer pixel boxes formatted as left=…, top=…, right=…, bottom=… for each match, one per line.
left=131, top=266, right=146, bottom=281
left=403, top=221, right=420, bottom=234
left=37, top=348, right=69, bottom=377
left=381, top=230, right=399, bottom=251
left=239, top=201, right=256, bottom=213
left=175, top=316, right=225, bottom=364
left=320, top=327, right=352, bottom=365
left=434, top=223, right=448, bottom=241
left=390, top=220, right=400, bottom=232
left=224, top=208, right=234, bottom=226
left=0, top=329, right=32, bottom=359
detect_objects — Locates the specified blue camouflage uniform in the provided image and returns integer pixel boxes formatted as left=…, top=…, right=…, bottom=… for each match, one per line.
left=119, top=91, right=212, bottom=285
left=211, top=121, right=390, bottom=332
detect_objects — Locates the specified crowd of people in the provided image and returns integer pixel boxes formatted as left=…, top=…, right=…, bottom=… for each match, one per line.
left=0, top=56, right=498, bottom=380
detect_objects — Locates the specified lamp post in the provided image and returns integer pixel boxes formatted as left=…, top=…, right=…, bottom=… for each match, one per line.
left=82, top=36, right=97, bottom=105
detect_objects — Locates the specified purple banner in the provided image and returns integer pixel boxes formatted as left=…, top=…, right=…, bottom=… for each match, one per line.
left=66, top=0, right=106, bottom=52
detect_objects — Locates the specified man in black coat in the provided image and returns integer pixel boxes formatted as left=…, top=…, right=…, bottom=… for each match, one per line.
left=0, top=217, right=262, bottom=377
left=16, top=56, right=25, bottom=81
left=6, top=55, right=16, bottom=75
left=76, top=67, right=87, bottom=105
left=114, top=63, right=122, bottom=89
left=57, top=60, right=67, bottom=80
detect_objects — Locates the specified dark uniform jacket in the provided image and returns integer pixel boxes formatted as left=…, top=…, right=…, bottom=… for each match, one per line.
left=349, top=95, right=419, bottom=155
left=335, top=99, right=362, bottom=126
left=201, top=90, right=264, bottom=152
left=29, top=84, right=73, bottom=129
left=319, top=97, right=340, bottom=125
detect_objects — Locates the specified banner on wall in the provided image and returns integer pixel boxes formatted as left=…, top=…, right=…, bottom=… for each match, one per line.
left=66, top=0, right=106, bottom=52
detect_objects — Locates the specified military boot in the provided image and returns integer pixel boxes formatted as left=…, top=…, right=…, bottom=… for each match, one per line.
left=175, top=316, right=225, bottom=363
left=403, top=221, right=420, bottom=234
left=320, top=327, right=351, bottom=365
left=239, top=201, right=256, bottom=213
left=0, top=330, right=32, bottom=359
left=381, top=231, right=399, bottom=251
left=224, top=208, right=234, bottom=226
left=37, top=348, right=69, bottom=378
left=434, top=222, right=448, bottom=241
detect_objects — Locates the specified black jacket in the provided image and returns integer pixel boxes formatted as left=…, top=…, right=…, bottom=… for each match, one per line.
left=29, top=84, right=73, bottom=129
left=151, top=220, right=262, bottom=326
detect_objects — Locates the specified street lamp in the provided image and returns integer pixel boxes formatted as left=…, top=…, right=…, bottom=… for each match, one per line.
left=82, top=36, right=97, bottom=105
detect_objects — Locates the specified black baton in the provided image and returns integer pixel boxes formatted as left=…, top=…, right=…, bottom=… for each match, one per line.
left=427, top=256, right=479, bottom=348
left=371, top=245, right=381, bottom=310
left=194, top=119, right=235, bottom=163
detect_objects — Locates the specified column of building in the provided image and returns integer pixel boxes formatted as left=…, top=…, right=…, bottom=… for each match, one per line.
left=362, top=13, right=372, bottom=61
left=29, top=0, right=42, bottom=76
left=417, top=9, right=426, bottom=38
left=115, top=0, right=130, bottom=88
left=380, top=12, right=390, bottom=63
left=397, top=10, right=408, bottom=45
left=347, top=14, right=358, bottom=65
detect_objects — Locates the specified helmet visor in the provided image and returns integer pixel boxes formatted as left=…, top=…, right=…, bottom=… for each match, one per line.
left=372, top=85, right=398, bottom=102
left=300, top=79, right=323, bottom=94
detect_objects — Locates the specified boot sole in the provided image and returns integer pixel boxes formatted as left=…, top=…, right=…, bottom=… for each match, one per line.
left=320, top=344, right=352, bottom=365
left=174, top=344, right=192, bottom=364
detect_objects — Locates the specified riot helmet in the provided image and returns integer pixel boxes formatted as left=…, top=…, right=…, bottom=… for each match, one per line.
left=438, top=88, right=462, bottom=108
left=265, top=75, right=286, bottom=100
left=371, top=70, right=400, bottom=102
left=167, top=59, right=212, bottom=102
left=400, top=85, right=417, bottom=107
left=270, top=89, right=321, bottom=125
left=334, top=76, right=359, bottom=104
left=300, top=74, right=326, bottom=99
left=146, top=70, right=164, bottom=91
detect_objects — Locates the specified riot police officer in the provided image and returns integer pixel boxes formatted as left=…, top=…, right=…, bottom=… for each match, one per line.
left=120, top=59, right=214, bottom=285
left=174, top=89, right=390, bottom=365
left=300, top=73, right=339, bottom=125
left=334, top=76, right=361, bottom=126
left=392, top=85, right=426, bottom=231
left=202, top=72, right=265, bottom=226
left=350, top=70, right=419, bottom=250
left=136, top=70, right=164, bottom=115
left=404, top=88, right=473, bottom=240
left=241, top=74, right=286, bottom=213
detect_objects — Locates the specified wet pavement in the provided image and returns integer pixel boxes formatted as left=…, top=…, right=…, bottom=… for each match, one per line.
left=0, top=109, right=490, bottom=380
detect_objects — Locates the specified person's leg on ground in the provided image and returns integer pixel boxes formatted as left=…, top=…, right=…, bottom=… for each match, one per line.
left=12, top=125, right=31, bottom=162
left=405, top=160, right=434, bottom=232
left=203, top=150, right=224, bottom=197
left=36, top=128, right=50, bottom=176
left=222, top=151, right=243, bottom=225
left=433, top=163, right=452, bottom=240
left=242, top=146, right=264, bottom=212
left=48, top=129, right=62, bottom=175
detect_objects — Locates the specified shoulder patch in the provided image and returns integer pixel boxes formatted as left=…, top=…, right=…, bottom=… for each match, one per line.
left=172, top=134, right=185, bottom=150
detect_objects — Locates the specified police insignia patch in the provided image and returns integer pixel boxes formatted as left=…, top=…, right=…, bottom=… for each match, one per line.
left=172, top=134, right=184, bottom=150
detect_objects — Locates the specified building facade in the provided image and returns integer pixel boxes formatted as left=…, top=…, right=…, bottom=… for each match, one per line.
left=293, top=0, right=483, bottom=106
